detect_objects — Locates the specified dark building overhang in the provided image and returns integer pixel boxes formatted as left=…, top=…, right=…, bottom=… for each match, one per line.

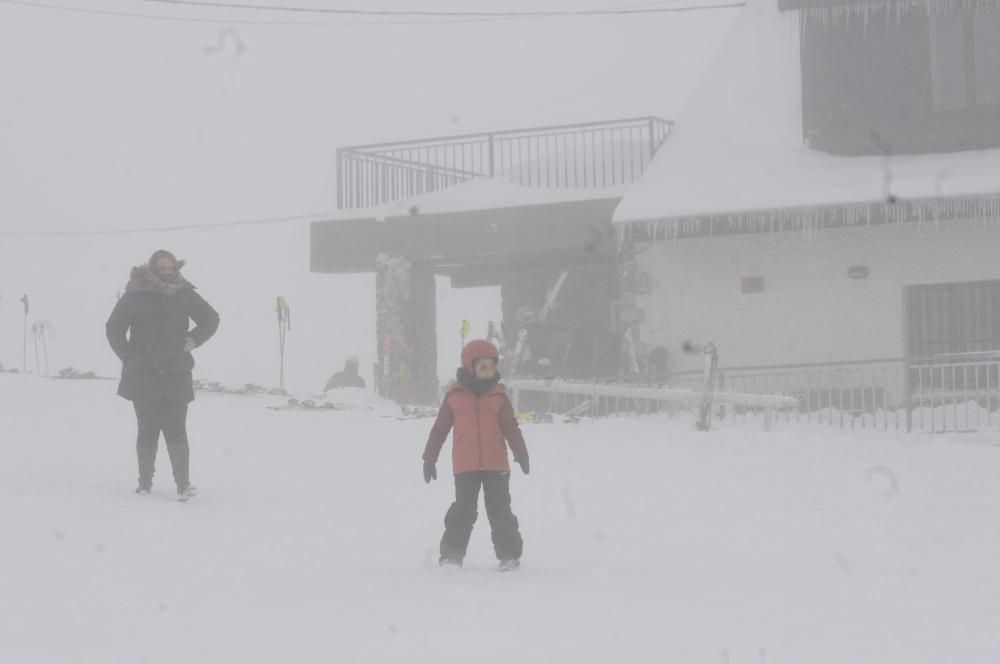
left=311, top=197, right=622, bottom=281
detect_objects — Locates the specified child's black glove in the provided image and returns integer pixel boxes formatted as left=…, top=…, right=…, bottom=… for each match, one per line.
left=515, top=455, right=530, bottom=475
left=423, top=461, right=437, bottom=483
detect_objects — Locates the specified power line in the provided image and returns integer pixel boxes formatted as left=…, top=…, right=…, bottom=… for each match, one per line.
left=0, top=0, right=745, bottom=26
left=0, top=211, right=337, bottom=237
left=617, top=0, right=703, bottom=7
left=136, top=0, right=746, bottom=16
left=0, top=0, right=519, bottom=25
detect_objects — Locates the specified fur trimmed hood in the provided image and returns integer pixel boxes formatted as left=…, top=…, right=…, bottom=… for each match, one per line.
left=126, top=263, right=195, bottom=295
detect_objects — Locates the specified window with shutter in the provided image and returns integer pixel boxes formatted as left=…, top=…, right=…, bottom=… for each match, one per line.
left=798, top=2, right=1000, bottom=154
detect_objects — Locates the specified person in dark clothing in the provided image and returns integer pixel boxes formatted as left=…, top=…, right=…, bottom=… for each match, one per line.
left=105, top=250, right=220, bottom=500
left=646, top=346, right=669, bottom=384
left=324, top=356, right=366, bottom=390
left=423, top=339, right=529, bottom=572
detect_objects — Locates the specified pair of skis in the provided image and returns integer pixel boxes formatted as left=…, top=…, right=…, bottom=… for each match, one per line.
left=682, top=340, right=719, bottom=431
left=507, top=271, right=569, bottom=377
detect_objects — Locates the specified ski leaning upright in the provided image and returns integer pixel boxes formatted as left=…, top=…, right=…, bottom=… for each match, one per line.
left=683, top=340, right=719, bottom=431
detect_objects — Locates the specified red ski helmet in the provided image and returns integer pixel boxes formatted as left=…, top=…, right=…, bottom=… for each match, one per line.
left=461, top=339, right=500, bottom=373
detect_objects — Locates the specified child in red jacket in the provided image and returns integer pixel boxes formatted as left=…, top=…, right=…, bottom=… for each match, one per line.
left=423, top=339, right=529, bottom=571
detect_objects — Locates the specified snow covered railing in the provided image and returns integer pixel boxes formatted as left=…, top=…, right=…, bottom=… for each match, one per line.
left=670, top=357, right=909, bottom=430
left=505, top=377, right=798, bottom=430
left=908, top=352, right=1000, bottom=433
left=665, top=354, right=1000, bottom=433
left=337, top=116, right=672, bottom=209
left=507, top=354, right=998, bottom=433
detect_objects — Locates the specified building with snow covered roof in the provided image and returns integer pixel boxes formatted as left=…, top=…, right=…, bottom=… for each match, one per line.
left=613, top=0, right=1000, bottom=426
left=311, top=118, right=669, bottom=403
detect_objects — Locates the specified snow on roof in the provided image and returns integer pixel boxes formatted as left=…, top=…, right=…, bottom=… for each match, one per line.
left=612, top=0, right=1000, bottom=227
left=332, top=177, right=626, bottom=222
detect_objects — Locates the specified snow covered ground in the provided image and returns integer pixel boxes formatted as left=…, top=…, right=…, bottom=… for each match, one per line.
left=1, top=373, right=998, bottom=664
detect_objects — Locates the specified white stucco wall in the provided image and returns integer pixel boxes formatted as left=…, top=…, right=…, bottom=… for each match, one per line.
left=635, top=219, right=1000, bottom=373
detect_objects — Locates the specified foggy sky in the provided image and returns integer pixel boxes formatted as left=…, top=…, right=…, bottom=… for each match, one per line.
left=0, top=0, right=739, bottom=390
left=0, top=0, right=738, bottom=232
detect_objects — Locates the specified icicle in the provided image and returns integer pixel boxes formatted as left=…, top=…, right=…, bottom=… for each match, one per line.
left=804, top=0, right=1000, bottom=24
left=615, top=194, right=999, bottom=242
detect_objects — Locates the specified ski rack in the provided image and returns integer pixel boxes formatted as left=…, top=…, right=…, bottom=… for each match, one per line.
left=505, top=377, right=799, bottom=431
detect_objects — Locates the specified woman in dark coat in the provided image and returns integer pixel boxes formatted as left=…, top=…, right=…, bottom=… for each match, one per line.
left=106, top=250, right=220, bottom=500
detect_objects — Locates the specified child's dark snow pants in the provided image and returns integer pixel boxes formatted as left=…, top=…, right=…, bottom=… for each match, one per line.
left=440, top=471, right=523, bottom=562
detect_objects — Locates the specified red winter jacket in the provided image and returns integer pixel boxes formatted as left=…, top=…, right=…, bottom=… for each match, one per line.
left=423, top=382, right=528, bottom=475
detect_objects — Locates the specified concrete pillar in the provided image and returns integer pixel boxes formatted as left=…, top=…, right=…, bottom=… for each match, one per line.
left=375, top=254, right=438, bottom=404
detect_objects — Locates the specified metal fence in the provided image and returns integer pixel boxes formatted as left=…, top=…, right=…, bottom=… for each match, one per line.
left=908, top=352, right=1000, bottom=432
left=506, top=354, right=1000, bottom=432
left=506, top=377, right=798, bottom=430
left=670, top=354, right=1000, bottom=432
left=337, top=116, right=672, bottom=209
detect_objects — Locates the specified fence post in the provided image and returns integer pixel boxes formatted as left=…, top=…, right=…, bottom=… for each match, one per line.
left=336, top=148, right=344, bottom=210
left=903, top=356, right=913, bottom=433
left=764, top=408, right=774, bottom=432
left=488, top=134, right=496, bottom=178
left=717, top=368, right=726, bottom=422
left=424, top=166, right=436, bottom=195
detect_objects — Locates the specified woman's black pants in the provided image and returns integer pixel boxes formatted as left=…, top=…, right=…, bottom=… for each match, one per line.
left=133, top=399, right=190, bottom=490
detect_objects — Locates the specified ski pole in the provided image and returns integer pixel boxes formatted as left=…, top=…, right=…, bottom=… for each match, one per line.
left=41, top=325, right=49, bottom=376
left=276, top=296, right=290, bottom=390
left=460, top=319, right=470, bottom=354
left=20, top=295, right=29, bottom=373
left=31, top=323, right=40, bottom=376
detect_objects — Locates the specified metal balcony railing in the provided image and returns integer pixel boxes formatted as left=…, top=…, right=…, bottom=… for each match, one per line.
left=668, top=353, right=1000, bottom=432
left=337, top=116, right=672, bottom=210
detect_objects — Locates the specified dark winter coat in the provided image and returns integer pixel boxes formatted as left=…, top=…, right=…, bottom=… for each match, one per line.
left=325, top=371, right=366, bottom=390
left=423, top=370, right=528, bottom=475
left=106, top=271, right=219, bottom=403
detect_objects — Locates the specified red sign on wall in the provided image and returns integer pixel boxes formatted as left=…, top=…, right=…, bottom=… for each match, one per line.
left=741, top=276, right=764, bottom=294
